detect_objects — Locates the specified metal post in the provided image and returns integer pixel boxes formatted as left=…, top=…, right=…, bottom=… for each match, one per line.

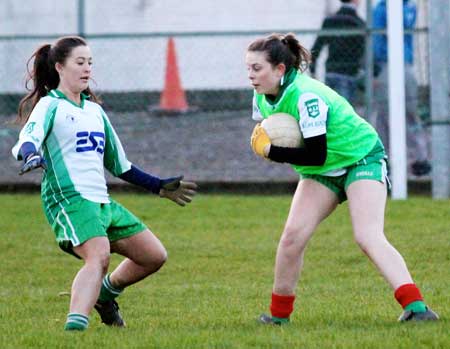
left=364, top=0, right=374, bottom=124
left=78, top=0, right=85, bottom=37
left=428, top=0, right=450, bottom=198
left=387, top=0, right=407, bottom=199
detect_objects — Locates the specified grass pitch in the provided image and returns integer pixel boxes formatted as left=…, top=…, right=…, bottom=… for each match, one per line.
left=0, top=193, right=448, bottom=348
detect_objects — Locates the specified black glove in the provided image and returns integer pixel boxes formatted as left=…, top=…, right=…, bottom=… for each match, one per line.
left=159, top=176, right=198, bottom=206
left=19, top=154, right=47, bottom=175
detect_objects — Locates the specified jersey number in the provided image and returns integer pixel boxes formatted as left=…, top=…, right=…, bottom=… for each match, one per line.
left=76, top=131, right=105, bottom=154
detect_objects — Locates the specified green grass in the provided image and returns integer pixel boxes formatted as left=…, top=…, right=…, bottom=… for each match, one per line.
left=0, top=193, right=448, bottom=348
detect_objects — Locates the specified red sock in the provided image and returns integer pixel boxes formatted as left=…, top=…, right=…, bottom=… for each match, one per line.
left=394, top=283, right=423, bottom=308
left=270, top=293, right=296, bottom=319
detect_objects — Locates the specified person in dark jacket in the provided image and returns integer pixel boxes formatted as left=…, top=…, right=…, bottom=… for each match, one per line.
left=310, top=0, right=365, bottom=104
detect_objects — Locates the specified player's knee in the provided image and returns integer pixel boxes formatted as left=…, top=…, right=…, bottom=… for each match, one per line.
left=354, top=232, right=369, bottom=252
left=353, top=231, right=384, bottom=255
left=280, top=224, right=312, bottom=250
left=142, top=246, right=167, bottom=272
left=279, top=228, right=309, bottom=257
left=153, top=247, right=168, bottom=269
left=85, top=251, right=110, bottom=274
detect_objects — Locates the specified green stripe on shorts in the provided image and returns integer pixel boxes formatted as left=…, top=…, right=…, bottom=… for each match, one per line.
left=51, top=198, right=146, bottom=257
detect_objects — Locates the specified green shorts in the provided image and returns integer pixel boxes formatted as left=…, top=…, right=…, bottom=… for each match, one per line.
left=301, top=140, right=389, bottom=203
left=50, top=198, right=147, bottom=258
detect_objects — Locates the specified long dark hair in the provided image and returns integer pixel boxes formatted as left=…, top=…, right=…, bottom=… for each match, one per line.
left=247, top=33, right=311, bottom=73
left=17, top=36, right=100, bottom=124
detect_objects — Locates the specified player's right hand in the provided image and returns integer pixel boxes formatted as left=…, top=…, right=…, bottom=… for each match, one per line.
left=19, top=154, right=47, bottom=175
left=250, top=123, right=271, bottom=158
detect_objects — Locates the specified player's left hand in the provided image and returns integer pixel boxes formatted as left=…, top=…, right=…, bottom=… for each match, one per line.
left=19, top=153, right=47, bottom=175
left=250, top=123, right=271, bottom=158
left=159, top=176, right=198, bottom=206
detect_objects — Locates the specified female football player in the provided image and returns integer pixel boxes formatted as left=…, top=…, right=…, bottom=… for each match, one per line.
left=12, top=36, right=197, bottom=331
left=246, top=33, right=438, bottom=324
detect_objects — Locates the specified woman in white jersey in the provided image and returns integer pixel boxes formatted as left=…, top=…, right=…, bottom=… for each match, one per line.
left=246, top=33, right=438, bottom=325
left=13, top=36, right=197, bottom=331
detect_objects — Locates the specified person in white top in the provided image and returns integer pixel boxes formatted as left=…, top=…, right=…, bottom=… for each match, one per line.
left=13, top=36, right=197, bottom=331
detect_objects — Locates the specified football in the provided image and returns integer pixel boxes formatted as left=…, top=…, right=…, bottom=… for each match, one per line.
left=261, top=113, right=303, bottom=148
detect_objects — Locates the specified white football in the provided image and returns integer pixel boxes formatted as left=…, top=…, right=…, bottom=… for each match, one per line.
left=261, top=113, right=303, bottom=148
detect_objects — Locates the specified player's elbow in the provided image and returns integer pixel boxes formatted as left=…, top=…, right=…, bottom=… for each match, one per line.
left=312, top=150, right=327, bottom=166
left=305, top=138, right=327, bottom=166
left=318, top=151, right=327, bottom=165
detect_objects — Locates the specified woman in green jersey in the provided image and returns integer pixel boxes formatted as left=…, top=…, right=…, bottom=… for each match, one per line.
left=246, top=33, right=438, bottom=325
left=13, top=36, right=197, bottom=331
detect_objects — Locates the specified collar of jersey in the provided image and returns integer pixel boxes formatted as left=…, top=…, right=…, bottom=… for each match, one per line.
left=264, top=68, right=297, bottom=106
left=48, top=89, right=89, bottom=108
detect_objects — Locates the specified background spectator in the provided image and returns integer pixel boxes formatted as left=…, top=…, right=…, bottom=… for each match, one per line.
left=310, top=0, right=365, bottom=104
left=373, top=0, right=431, bottom=176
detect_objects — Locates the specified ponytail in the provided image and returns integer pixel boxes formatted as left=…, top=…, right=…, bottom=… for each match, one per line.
left=282, top=33, right=311, bottom=72
left=17, top=44, right=59, bottom=124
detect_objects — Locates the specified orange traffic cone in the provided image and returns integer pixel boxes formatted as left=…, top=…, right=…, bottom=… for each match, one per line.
left=157, top=37, right=189, bottom=114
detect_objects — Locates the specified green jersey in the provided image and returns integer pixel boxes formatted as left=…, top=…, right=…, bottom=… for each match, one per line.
left=252, top=72, right=379, bottom=175
left=12, top=90, right=131, bottom=218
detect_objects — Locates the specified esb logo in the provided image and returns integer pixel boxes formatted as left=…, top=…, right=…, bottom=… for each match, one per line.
left=76, top=131, right=105, bottom=153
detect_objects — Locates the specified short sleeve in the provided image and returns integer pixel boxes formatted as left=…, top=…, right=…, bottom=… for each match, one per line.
left=297, top=92, right=328, bottom=138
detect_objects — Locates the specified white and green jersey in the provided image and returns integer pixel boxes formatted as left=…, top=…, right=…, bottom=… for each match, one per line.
left=252, top=72, right=380, bottom=175
left=12, top=89, right=131, bottom=216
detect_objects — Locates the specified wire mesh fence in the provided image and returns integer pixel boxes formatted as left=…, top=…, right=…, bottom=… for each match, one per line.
left=0, top=1, right=435, bottom=187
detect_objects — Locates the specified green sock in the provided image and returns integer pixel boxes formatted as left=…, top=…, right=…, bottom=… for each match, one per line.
left=64, top=313, right=89, bottom=331
left=272, top=316, right=290, bottom=324
left=98, top=273, right=123, bottom=302
left=405, top=300, right=427, bottom=313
